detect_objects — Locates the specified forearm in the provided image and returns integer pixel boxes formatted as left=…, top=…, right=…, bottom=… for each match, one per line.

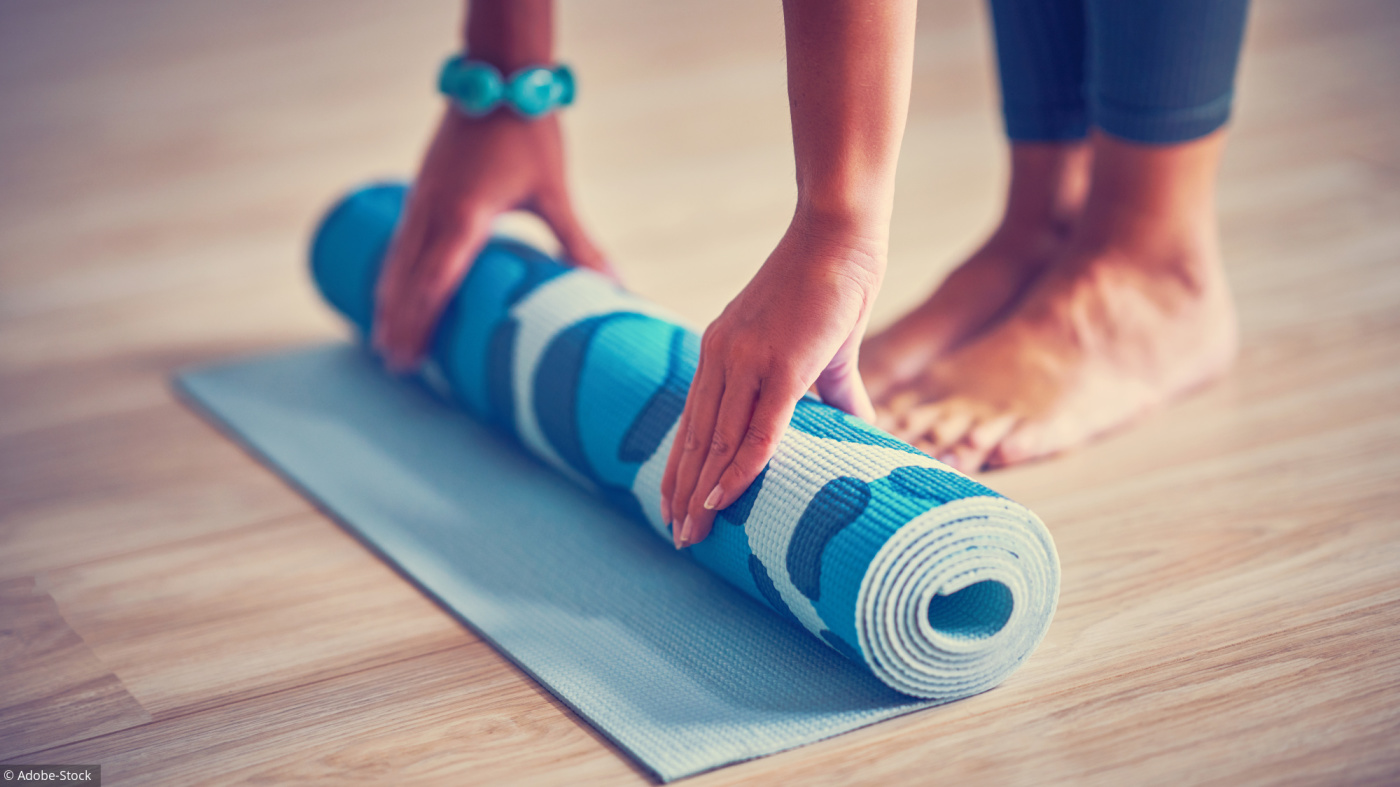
left=465, top=0, right=554, bottom=70
left=783, top=0, right=918, bottom=249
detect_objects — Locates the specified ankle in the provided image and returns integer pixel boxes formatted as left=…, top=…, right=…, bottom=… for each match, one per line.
left=1079, top=131, right=1224, bottom=238
left=1001, top=142, right=1091, bottom=229
left=1071, top=131, right=1229, bottom=276
left=983, top=216, right=1067, bottom=266
left=1060, top=225, right=1224, bottom=312
left=1075, top=203, right=1222, bottom=287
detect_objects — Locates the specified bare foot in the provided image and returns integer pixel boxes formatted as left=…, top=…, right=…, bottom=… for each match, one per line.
left=860, top=222, right=1064, bottom=403
left=861, top=143, right=1089, bottom=402
left=880, top=132, right=1239, bottom=470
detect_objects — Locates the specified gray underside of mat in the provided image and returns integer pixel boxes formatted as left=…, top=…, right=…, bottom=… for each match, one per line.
left=176, top=343, right=935, bottom=782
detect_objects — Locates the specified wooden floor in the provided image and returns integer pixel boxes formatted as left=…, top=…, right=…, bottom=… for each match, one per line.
left=2, top=0, right=1398, bottom=783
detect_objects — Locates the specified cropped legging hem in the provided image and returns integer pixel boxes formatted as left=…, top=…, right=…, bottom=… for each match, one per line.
left=1003, top=91, right=1236, bottom=145
left=1001, top=102, right=1089, bottom=142
left=991, top=0, right=1250, bottom=146
left=1092, top=91, right=1235, bottom=145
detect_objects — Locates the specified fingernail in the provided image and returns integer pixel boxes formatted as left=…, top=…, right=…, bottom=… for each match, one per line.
left=679, top=515, right=694, bottom=548
left=660, top=496, right=672, bottom=525
left=938, top=453, right=959, bottom=470
left=702, top=485, right=723, bottom=511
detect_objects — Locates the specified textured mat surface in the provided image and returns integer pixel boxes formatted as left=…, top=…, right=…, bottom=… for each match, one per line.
left=176, top=182, right=1059, bottom=780
left=178, top=344, right=930, bottom=781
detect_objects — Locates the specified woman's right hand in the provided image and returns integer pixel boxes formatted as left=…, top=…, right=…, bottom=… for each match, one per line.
left=373, top=108, right=614, bottom=371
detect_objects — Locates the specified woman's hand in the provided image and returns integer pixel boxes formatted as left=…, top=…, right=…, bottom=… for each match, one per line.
left=657, top=0, right=916, bottom=548
left=373, top=109, right=613, bottom=371
left=660, top=212, right=885, bottom=548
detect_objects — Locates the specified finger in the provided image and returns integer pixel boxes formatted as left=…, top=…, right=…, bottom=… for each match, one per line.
left=660, top=351, right=706, bottom=542
left=678, top=376, right=761, bottom=547
left=372, top=199, right=434, bottom=355
left=703, top=372, right=803, bottom=516
left=659, top=401, right=689, bottom=533
left=379, top=210, right=493, bottom=371
left=378, top=226, right=471, bottom=371
left=668, top=359, right=727, bottom=548
left=373, top=189, right=443, bottom=362
left=814, top=350, right=876, bottom=424
left=531, top=190, right=618, bottom=280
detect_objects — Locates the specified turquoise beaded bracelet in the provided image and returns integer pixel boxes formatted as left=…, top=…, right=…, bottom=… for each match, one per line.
left=437, top=54, right=575, bottom=120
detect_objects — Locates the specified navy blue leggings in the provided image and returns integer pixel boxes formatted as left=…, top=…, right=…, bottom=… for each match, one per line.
left=989, top=0, right=1251, bottom=144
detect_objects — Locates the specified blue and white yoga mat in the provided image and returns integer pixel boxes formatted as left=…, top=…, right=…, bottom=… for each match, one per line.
left=176, top=183, right=1059, bottom=781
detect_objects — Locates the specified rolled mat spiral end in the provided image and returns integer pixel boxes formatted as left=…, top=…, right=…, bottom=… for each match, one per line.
left=859, top=497, right=1058, bottom=698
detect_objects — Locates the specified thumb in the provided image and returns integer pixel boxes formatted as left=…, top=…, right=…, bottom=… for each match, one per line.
left=814, top=347, right=877, bottom=424
left=532, top=190, right=618, bottom=279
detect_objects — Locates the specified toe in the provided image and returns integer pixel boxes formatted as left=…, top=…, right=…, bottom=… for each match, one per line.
left=874, top=405, right=899, bottom=433
left=872, top=391, right=910, bottom=433
left=985, top=418, right=1062, bottom=469
left=874, top=388, right=919, bottom=432
left=925, top=407, right=975, bottom=460
left=885, top=388, right=922, bottom=420
left=949, top=414, right=1019, bottom=472
left=896, top=402, right=942, bottom=440
left=889, top=401, right=946, bottom=455
left=880, top=390, right=929, bottom=439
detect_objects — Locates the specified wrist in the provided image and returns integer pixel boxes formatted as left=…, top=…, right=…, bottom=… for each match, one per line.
left=791, top=199, right=890, bottom=271
left=439, top=55, right=574, bottom=119
left=795, top=181, right=893, bottom=239
left=784, top=206, right=889, bottom=292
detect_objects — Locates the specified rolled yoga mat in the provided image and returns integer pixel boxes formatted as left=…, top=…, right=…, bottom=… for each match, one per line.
left=176, top=182, right=1060, bottom=779
left=313, top=183, right=1059, bottom=698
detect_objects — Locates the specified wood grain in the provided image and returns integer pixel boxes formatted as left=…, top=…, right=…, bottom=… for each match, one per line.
left=0, top=579, right=151, bottom=760
left=1, top=0, right=1397, bottom=783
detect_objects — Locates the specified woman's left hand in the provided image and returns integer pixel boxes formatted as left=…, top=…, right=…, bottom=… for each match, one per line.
left=660, top=212, right=885, bottom=548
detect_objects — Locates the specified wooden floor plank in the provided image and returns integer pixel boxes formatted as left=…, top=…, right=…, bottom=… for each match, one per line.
left=0, top=579, right=152, bottom=760
left=15, top=646, right=643, bottom=787
left=0, top=401, right=309, bottom=580
left=1, top=0, right=1397, bottom=782
left=36, top=513, right=473, bottom=720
